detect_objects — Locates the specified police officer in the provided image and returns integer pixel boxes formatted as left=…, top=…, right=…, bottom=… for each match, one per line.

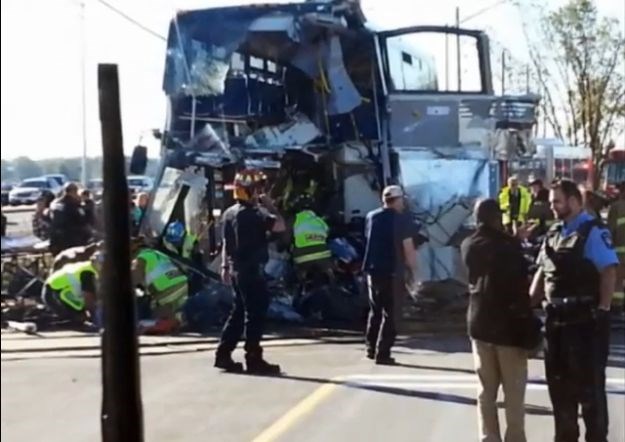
left=530, top=179, right=618, bottom=442
left=214, top=169, right=286, bottom=374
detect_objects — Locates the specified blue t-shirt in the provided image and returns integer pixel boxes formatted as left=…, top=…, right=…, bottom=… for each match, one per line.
left=560, top=211, right=619, bottom=271
left=362, top=208, right=412, bottom=276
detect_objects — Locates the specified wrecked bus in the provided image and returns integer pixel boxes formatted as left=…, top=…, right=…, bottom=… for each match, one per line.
left=131, top=0, right=539, bottom=296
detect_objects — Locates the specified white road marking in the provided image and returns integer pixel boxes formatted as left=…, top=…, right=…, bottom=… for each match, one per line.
left=342, top=374, right=625, bottom=392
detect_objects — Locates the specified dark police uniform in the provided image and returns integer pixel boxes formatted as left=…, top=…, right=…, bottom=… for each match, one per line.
left=537, top=211, right=618, bottom=442
left=216, top=201, right=276, bottom=365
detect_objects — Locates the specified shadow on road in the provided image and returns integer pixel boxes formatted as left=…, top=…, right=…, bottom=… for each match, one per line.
left=271, top=373, right=554, bottom=416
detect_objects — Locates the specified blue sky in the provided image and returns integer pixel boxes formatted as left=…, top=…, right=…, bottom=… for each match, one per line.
left=1, top=0, right=623, bottom=160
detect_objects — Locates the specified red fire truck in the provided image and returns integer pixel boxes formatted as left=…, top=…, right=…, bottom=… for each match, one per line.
left=602, top=148, right=625, bottom=198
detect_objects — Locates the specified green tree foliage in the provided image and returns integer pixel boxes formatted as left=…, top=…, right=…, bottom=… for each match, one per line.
left=12, top=156, right=43, bottom=180
left=517, top=0, right=625, bottom=186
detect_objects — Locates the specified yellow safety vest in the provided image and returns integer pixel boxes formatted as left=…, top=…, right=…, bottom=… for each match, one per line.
left=292, top=210, right=332, bottom=264
left=46, top=261, right=96, bottom=311
left=499, top=186, right=532, bottom=225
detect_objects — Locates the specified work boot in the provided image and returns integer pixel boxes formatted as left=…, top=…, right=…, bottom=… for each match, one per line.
left=246, top=357, right=282, bottom=375
left=375, top=355, right=397, bottom=366
left=214, top=352, right=244, bottom=373
left=245, top=348, right=281, bottom=375
left=366, top=348, right=375, bottom=360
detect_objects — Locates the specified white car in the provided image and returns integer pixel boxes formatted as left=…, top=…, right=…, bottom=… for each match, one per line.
left=8, top=177, right=62, bottom=205
left=43, top=174, right=68, bottom=186
left=127, top=175, right=153, bottom=195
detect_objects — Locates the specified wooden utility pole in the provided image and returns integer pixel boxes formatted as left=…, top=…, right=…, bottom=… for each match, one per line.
left=98, top=63, right=144, bottom=442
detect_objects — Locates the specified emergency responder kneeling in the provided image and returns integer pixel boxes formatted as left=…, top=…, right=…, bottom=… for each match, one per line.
left=531, top=179, right=619, bottom=442
left=215, top=169, right=286, bottom=374
left=291, top=193, right=334, bottom=311
left=132, top=247, right=188, bottom=335
left=41, top=254, right=101, bottom=329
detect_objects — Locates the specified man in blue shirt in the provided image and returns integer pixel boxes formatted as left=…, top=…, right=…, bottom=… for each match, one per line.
left=531, top=179, right=618, bottom=442
left=362, top=185, right=417, bottom=365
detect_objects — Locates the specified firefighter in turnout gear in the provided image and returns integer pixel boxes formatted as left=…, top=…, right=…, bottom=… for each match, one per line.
left=215, top=168, right=286, bottom=374
left=132, top=247, right=188, bottom=334
left=531, top=180, right=619, bottom=442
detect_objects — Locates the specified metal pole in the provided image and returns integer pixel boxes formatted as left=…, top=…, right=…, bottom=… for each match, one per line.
left=80, top=0, right=88, bottom=186
left=526, top=64, right=530, bottom=94
left=98, top=64, right=144, bottom=442
left=456, top=7, right=461, bottom=91
left=445, top=27, right=449, bottom=90
left=501, top=50, right=505, bottom=95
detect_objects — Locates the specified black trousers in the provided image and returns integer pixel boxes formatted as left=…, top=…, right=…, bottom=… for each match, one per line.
left=217, top=267, right=270, bottom=359
left=365, top=274, right=403, bottom=358
left=41, top=285, right=85, bottom=324
left=544, top=306, right=610, bottom=442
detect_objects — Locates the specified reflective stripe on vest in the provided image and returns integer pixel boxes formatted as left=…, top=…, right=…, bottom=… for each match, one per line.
left=616, top=246, right=625, bottom=254
left=138, top=249, right=187, bottom=293
left=154, top=285, right=188, bottom=310
left=294, top=250, right=332, bottom=264
left=618, top=217, right=625, bottom=226
left=46, top=261, right=96, bottom=311
left=294, top=211, right=328, bottom=249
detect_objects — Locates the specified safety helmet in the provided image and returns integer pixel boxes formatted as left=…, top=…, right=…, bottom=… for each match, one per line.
left=230, top=169, right=267, bottom=201
left=164, top=221, right=185, bottom=247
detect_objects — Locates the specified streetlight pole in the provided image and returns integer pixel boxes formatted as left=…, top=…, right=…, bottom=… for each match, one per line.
left=456, top=7, right=461, bottom=92
left=80, top=0, right=88, bottom=186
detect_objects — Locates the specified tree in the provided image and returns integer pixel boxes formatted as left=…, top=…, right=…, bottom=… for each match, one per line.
left=1, top=160, right=15, bottom=182
left=12, top=156, right=43, bottom=180
left=516, top=0, right=625, bottom=187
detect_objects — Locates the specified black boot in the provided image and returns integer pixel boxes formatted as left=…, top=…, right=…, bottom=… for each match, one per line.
left=245, top=349, right=281, bottom=375
left=214, top=351, right=244, bottom=373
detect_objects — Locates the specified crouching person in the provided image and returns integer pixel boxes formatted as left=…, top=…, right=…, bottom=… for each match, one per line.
left=132, top=247, right=188, bottom=334
left=42, top=258, right=100, bottom=329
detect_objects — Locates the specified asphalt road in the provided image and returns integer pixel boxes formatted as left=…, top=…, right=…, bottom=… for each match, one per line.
left=2, top=332, right=624, bottom=442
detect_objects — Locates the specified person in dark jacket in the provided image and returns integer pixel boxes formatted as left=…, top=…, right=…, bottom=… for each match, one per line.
left=461, top=198, right=533, bottom=442
left=49, top=183, right=89, bottom=256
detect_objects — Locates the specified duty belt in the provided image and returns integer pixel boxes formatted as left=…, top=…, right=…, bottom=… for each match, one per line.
left=546, top=296, right=595, bottom=307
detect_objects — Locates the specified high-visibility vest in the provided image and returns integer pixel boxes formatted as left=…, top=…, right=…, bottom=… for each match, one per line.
left=292, top=210, right=331, bottom=264
left=46, top=261, right=96, bottom=311
left=499, top=186, right=532, bottom=225
left=137, top=249, right=187, bottom=309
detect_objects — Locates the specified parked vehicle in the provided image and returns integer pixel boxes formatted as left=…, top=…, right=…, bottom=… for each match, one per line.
left=43, top=174, right=68, bottom=186
left=127, top=175, right=153, bottom=195
left=1, top=183, right=14, bottom=206
left=87, top=178, right=104, bottom=199
left=8, top=177, right=62, bottom=205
